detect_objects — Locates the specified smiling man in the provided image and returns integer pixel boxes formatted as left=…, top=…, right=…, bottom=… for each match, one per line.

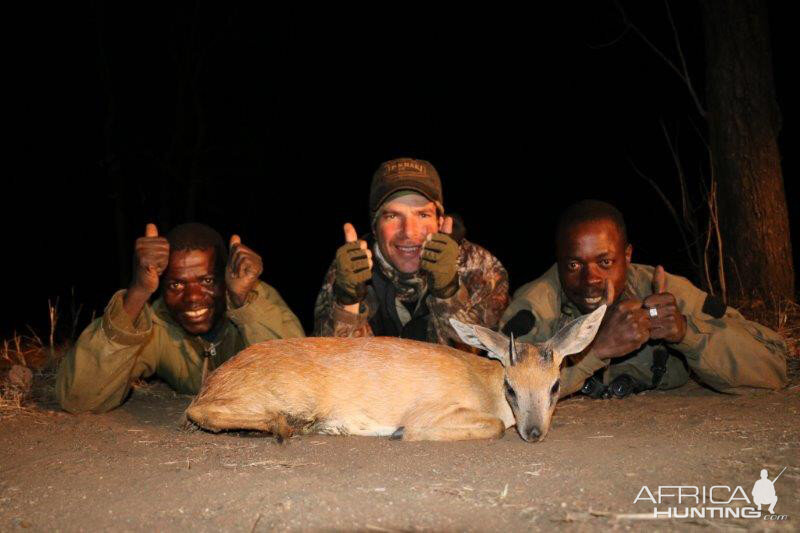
left=314, top=158, right=509, bottom=346
left=57, top=223, right=304, bottom=413
left=501, top=200, right=788, bottom=398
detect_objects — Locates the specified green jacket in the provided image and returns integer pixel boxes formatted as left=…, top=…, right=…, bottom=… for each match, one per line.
left=501, top=264, right=788, bottom=396
left=56, top=281, right=305, bottom=413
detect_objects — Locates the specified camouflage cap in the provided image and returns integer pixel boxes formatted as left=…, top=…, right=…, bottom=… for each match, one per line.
left=369, top=158, right=444, bottom=217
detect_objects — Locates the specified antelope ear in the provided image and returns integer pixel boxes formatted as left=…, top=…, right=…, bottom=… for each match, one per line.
left=449, top=318, right=513, bottom=367
left=546, top=305, right=607, bottom=364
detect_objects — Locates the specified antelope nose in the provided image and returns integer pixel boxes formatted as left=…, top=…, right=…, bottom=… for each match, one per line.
left=527, top=426, right=542, bottom=441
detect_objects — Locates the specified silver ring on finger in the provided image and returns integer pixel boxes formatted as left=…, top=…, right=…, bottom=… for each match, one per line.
left=649, top=307, right=658, bottom=318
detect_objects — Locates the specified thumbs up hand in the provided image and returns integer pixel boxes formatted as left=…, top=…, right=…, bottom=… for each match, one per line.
left=123, top=223, right=170, bottom=319
left=131, top=223, right=170, bottom=295
left=333, top=223, right=373, bottom=305
left=652, top=264, right=667, bottom=295
left=643, top=265, right=687, bottom=343
left=225, top=235, right=264, bottom=308
left=421, top=216, right=461, bottom=298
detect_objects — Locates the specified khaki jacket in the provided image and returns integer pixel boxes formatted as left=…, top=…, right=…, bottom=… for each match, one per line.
left=56, top=281, right=305, bottom=413
left=501, top=264, right=788, bottom=396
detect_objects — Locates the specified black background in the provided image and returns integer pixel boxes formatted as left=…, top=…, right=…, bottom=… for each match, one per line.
left=4, top=2, right=797, bottom=339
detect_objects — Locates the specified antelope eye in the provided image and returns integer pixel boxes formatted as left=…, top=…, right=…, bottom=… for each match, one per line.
left=551, top=381, right=560, bottom=395
left=504, top=380, right=517, bottom=402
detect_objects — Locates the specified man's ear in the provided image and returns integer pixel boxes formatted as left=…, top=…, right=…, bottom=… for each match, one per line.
left=625, top=243, right=633, bottom=265
left=450, top=319, right=513, bottom=367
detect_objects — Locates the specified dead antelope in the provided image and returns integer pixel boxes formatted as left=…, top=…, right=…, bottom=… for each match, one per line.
left=185, top=305, right=606, bottom=442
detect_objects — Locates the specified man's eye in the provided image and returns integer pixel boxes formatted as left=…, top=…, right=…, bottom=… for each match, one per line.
left=168, top=282, right=183, bottom=291
left=384, top=213, right=396, bottom=220
left=201, top=277, right=216, bottom=286
left=600, top=259, right=613, bottom=268
left=568, top=262, right=581, bottom=272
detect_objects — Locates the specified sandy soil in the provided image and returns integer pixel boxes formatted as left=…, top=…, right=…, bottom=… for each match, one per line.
left=2, top=367, right=798, bottom=532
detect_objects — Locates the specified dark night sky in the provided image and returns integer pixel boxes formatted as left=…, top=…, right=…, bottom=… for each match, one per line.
left=4, top=2, right=797, bottom=340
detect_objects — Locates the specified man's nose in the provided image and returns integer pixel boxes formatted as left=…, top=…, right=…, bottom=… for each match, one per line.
left=583, top=264, right=604, bottom=286
left=185, top=282, right=205, bottom=302
left=401, top=216, right=423, bottom=239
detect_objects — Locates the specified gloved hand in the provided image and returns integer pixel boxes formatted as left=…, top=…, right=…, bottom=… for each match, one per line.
left=421, top=216, right=460, bottom=298
left=334, top=223, right=372, bottom=305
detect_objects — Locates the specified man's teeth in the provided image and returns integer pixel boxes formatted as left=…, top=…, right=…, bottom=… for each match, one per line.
left=584, top=297, right=602, bottom=304
left=396, top=245, right=421, bottom=253
left=184, top=308, right=209, bottom=318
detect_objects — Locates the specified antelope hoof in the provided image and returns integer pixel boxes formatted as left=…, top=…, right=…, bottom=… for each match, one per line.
left=390, top=427, right=405, bottom=440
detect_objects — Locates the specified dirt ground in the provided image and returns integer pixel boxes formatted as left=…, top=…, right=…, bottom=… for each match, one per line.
left=1, top=361, right=798, bottom=533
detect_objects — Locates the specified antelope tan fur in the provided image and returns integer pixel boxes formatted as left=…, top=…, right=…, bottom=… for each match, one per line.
left=185, top=305, right=606, bottom=442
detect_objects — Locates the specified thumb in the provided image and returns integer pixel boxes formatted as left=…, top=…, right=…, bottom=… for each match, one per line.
left=145, top=223, right=158, bottom=238
left=229, top=234, right=241, bottom=250
left=652, top=265, right=666, bottom=294
left=603, top=278, right=616, bottom=306
left=440, top=216, right=453, bottom=235
left=343, top=223, right=358, bottom=243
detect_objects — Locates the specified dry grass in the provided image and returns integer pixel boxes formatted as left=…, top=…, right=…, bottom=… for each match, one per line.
left=0, top=333, right=49, bottom=372
left=0, top=298, right=86, bottom=418
left=0, top=387, right=25, bottom=412
left=734, top=297, right=800, bottom=385
left=0, top=336, right=36, bottom=418
left=0, top=317, right=69, bottom=418
left=735, top=297, right=800, bottom=358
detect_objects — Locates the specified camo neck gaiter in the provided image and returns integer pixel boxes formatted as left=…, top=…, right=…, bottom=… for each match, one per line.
left=373, top=241, right=428, bottom=303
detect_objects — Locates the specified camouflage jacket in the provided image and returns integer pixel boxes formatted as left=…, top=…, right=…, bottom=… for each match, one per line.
left=56, top=281, right=305, bottom=413
left=501, top=263, right=788, bottom=396
left=314, top=239, right=510, bottom=347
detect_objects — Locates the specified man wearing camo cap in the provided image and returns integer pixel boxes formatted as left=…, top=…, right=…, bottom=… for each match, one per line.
left=314, top=157, right=509, bottom=347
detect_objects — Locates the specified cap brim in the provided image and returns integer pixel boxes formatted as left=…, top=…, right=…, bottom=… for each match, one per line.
left=374, top=182, right=439, bottom=212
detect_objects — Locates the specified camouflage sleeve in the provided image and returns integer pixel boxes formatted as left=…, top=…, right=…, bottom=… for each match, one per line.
left=313, top=260, right=375, bottom=338
left=427, top=242, right=510, bottom=343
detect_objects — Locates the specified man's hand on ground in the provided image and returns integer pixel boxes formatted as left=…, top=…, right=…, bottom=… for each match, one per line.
left=643, top=265, right=687, bottom=343
left=226, top=235, right=263, bottom=308
left=421, top=216, right=460, bottom=298
left=334, top=223, right=373, bottom=307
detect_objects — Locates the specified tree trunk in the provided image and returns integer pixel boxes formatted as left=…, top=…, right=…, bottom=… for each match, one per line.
left=701, top=0, right=794, bottom=303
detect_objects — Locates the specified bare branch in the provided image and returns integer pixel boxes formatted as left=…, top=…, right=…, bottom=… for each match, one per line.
left=659, top=121, right=696, bottom=237
left=664, top=0, right=707, bottom=117
left=588, top=25, right=632, bottom=49
left=614, top=2, right=683, bottom=77
left=704, top=213, right=714, bottom=294
left=613, top=0, right=707, bottom=118
left=629, top=158, right=698, bottom=268
left=707, top=169, right=727, bottom=303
